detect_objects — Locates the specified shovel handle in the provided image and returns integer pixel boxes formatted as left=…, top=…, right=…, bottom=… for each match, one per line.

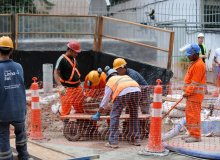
left=162, top=97, right=184, bottom=119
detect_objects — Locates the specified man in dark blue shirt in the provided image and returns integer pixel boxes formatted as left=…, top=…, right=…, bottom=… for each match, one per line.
left=0, top=36, right=32, bottom=160
left=113, top=58, right=150, bottom=114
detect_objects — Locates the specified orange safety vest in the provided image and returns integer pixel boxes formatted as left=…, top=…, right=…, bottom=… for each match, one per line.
left=106, top=75, right=140, bottom=102
left=184, top=58, right=206, bottom=102
left=59, top=54, right=81, bottom=84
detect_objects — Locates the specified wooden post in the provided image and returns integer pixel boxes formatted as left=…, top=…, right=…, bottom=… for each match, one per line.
left=97, top=16, right=104, bottom=52
left=11, top=14, right=15, bottom=49
left=167, top=32, right=175, bottom=70
left=15, top=14, right=18, bottom=50
left=93, top=16, right=98, bottom=51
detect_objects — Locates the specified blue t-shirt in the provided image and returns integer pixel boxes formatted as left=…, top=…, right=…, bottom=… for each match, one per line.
left=126, top=68, right=148, bottom=85
left=0, top=59, right=27, bottom=122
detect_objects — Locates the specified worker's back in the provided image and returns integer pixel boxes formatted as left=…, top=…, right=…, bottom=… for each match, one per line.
left=0, top=59, right=26, bottom=121
left=126, top=68, right=148, bottom=85
left=106, top=75, right=140, bottom=102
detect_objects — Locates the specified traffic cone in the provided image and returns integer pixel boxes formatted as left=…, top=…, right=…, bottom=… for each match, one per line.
left=139, top=79, right=169, bottom=156
left=211, top=77, right=220, bottom=97
left=29, top=77, right=46, bottom=140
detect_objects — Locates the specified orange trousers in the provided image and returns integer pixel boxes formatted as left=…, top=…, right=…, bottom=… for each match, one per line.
left=60, top=86, right=85, bottom=116
left=185, top=100, right=202, bottom=139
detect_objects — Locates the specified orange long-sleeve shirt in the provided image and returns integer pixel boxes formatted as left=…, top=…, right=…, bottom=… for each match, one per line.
left=184, top=58, right=206, bottom=102
left=84, top=72, right=106, bottom=98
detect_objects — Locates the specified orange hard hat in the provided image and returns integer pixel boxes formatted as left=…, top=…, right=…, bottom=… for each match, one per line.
left=67, top=40, right=81, bottom=53
left=113, top=58, right=127, bottom=70
left=88, top=70, right=101, bottom=86
left=0, top=36, right=13, bottom=49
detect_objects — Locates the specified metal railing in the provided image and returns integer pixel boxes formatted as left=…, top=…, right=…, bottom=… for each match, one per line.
left=15, top=14, right=98, bottom=50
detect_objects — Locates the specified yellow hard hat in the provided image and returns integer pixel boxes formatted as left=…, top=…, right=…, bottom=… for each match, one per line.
left=113, top=58, right=127, bottom=70
left=0, top=36, right=13, bottom=49
left=88, top=70, right=101, bottom=86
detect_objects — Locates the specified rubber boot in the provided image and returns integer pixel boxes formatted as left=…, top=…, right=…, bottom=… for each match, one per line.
left=185, top=136, right=201, bottom=143
left=211, top=77, right=220, bottom=97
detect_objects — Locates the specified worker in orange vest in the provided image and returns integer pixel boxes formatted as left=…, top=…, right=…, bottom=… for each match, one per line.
left=84, top=68, right=106, bottom=102
left=182, top=43, right=206, bottom=143
left=92, top=66, right=141, bottom=148
left=54, top=40, right=85, bottom=121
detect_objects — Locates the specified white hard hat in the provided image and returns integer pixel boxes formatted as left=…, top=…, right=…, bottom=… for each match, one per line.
left=198, top=33, right=204, bottom=38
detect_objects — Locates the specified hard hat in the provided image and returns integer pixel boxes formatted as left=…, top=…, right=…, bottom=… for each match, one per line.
left=185, top=43, right=201, bottom=56
left=67, top=40, right=81, bottom=53
left=87, top=70, right=101, bottom=86
left=105, top=66, right=118, bottom=82
left=198, top=33, right=204, bottom=38
left=0, top=36, right=13, bottom=49
left=113, top=58, right=127, bottom=70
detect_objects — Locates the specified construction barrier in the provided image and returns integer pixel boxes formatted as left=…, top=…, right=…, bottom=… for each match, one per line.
left=22, top=77, right=220, bottom=159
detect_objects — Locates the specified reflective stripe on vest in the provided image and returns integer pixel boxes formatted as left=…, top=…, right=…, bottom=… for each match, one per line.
left=59, top=54, right=81, bottom=84
left=184, top=82, right=206, bottom=94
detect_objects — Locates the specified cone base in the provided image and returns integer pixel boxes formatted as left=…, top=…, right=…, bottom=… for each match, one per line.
left=138, top=149, right=169, bottom=156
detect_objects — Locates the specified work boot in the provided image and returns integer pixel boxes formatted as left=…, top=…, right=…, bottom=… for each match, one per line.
left=128, top=140, right=141, bottom=146
left=105, top=142, right=119, bottom=148
left=185, top=136, right=201, bottom=143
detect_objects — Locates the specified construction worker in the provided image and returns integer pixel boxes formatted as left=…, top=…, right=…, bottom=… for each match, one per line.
left=92, top=66, right=141, bottom=148
left=84, top=68, right=106, bottom=102
left=211, top=48, right=220, bottom=97
left=84, top=69, right=108, bottom=130
left=54, top=40, right=85, bottom=124
left=113, top=58, right=150, bottom=114
left=197, top=33, right=207, bottom=63
left=0, top=36, right=33, bottom=160
left=182, top=43, right=206, bottom=143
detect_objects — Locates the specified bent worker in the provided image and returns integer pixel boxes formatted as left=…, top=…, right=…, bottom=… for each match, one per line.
left=54, top=40, right=85, bottom=126
left=0, top=36, right=33, bottom=160
left=113, top=58, right=150, bottom=114
left=182, top=43, right=206, bottom=143
left=84, top=68, right=106, bottom=102
left=92, top=66, right=141, bottom=148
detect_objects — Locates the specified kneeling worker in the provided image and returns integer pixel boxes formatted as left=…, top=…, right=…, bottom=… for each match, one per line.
left=84, top=68, right=106, bottom=102
left=92, top=66, right=142, bottom=148
left=113, top=58, right=150, bottom=114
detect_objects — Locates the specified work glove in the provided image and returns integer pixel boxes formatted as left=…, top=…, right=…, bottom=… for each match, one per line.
left=85, top=96, right=92, bottom=102
left=91, top=111, right=101, bottom=121
left=58, top=85, right=66, bottom=96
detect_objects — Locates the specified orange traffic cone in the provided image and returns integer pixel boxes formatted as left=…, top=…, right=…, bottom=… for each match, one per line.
left=139, top=79, right=169, bottom=156
left=29, top=77, right=46, bottom=141
left=211, top=77, right=220, bottom=97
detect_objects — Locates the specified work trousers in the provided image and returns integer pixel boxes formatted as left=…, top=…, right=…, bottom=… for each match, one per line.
left=140, top=86, right=151, bottom=114
left=0, top=120, right=29, bottom=160
left=109, top=91, right=141, bottom=145
left=60, top=86, right=85, bottom=116
left=185, top=100, right=202, bottom=139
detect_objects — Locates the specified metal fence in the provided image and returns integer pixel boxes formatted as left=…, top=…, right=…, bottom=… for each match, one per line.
left=1, top=1, right=220, bottom=68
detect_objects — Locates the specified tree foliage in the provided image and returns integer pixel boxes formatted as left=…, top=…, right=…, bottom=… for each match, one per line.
left=110, top=0, right=127, bottom=5
left=0, top=0, right=37, bottom=14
